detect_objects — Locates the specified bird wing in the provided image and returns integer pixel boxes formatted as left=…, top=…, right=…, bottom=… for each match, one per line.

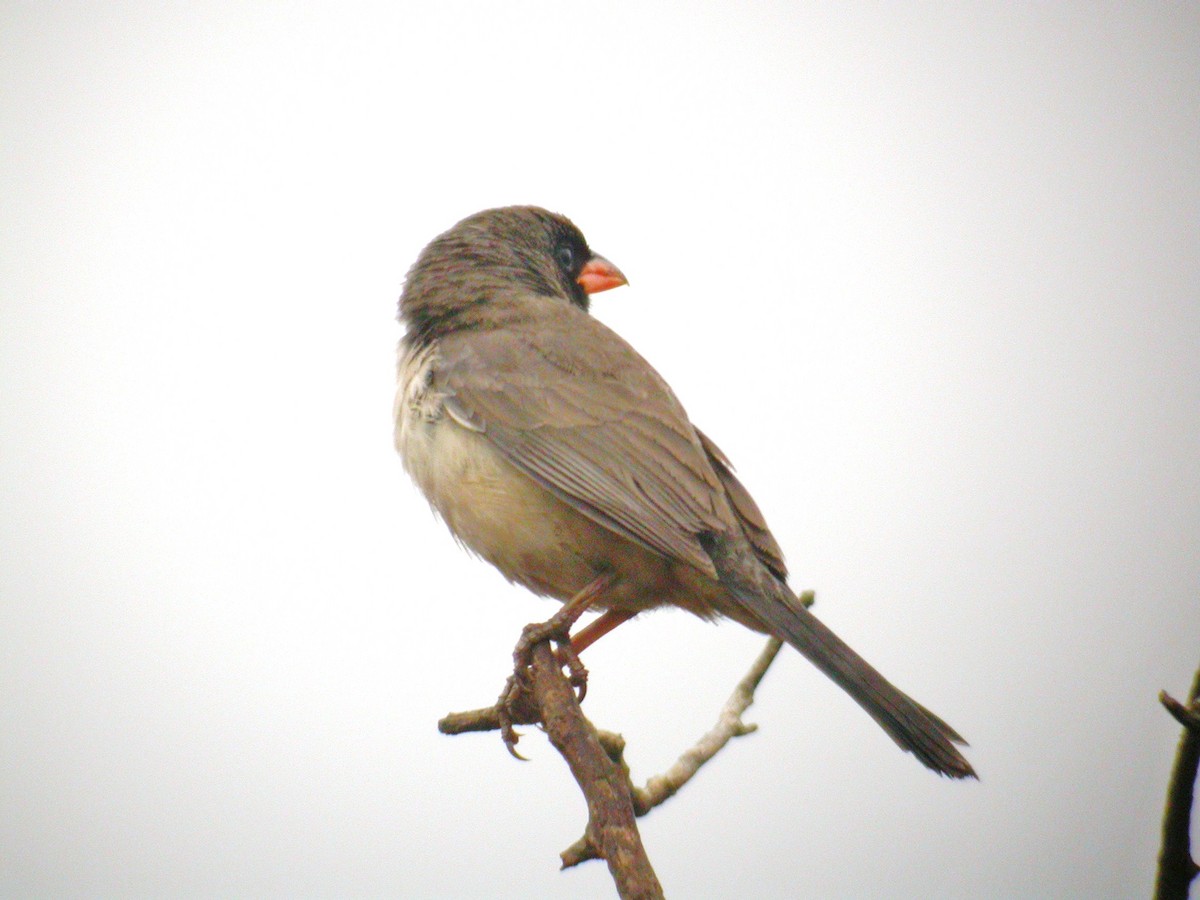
left=433, top=309, right=734, bottom=579
left=695, top=428, right=788, bottom=581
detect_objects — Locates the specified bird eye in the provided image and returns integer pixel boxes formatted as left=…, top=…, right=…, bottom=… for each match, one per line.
left=555, top=244, right=575, bottom=271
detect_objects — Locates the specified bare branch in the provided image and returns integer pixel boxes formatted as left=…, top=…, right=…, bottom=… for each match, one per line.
left=439, top=683, right=540, bottom=736
left=526, top=642, right=664, bottom=898
left=436, top=609, right=795, bottom=896
left=1160, top=690, right=1200, bottom=733
left=439, top=705, right=511, bottom=734
left=1154, top=664, right=1200, bottom=900
left=438, top=628, right=663, bottom=898
left=628, top=636, right=783, bottom=815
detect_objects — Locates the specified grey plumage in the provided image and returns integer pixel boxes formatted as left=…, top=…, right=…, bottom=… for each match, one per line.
left=395, top=205, right=975, bottom=779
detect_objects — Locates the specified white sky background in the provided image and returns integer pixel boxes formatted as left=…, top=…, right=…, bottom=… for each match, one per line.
left=2, top=3, right=1197, bottom=897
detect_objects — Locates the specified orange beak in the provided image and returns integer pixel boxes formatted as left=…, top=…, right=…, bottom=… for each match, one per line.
left=576, top=254, right=628, bottom=295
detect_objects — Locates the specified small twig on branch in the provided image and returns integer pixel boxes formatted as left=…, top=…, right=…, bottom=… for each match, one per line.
left=559, top=635, right=783, bottom=869
left=1161, top=690, right=1200, bottom=733
left=1154, top=663, right=1200, bottom=900
left=437, top=602, right=797, bottom=898
left=626, top=636, right=783, bottom=815
left=438, top=703, right=521, bottom=735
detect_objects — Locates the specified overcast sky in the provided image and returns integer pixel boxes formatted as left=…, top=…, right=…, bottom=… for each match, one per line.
left=2, top=3, right=1198, bottom=898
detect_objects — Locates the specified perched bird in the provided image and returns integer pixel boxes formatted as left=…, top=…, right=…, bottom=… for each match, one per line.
left=394, top=206, right=975, bottom=779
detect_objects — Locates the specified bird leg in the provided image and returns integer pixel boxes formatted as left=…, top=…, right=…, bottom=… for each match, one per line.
left=569, top=608, right=637, bottom=654
left=498, top=571, right=615, bottom=757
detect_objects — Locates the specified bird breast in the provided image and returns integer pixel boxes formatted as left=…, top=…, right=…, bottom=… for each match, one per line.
left=395, top=338, right=609, bottom=599
left=394, top=337, right=742, bottom=624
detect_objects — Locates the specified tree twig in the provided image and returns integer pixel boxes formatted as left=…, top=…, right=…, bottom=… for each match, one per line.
left=437, top=608, right=795, bottom=897
left=618, top=636, right=783, bottom=816
left=1154, top=663, right=1200, bottom=900
left=438, top=626, right=664, bottom=898
left=527, top=642, right=664, bottom=899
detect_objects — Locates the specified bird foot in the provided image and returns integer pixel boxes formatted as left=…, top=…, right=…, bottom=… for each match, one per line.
left=495, top=577, right=611, bottom=757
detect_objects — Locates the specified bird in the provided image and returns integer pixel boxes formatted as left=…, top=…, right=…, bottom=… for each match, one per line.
left=394, top=205, right=975, bottom=779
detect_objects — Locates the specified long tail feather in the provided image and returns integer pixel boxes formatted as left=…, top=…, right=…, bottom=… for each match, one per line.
left=702, top=534, right=976, bottom=779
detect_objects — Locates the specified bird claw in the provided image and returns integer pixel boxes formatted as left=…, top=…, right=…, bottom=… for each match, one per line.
left=490, top=572, right=614, bottom=757
left=557, top=645, right=589, bottom=703
left=512, top=602, right=592, bottom=698
left=494, top=594, right=601, bottom=756
left=496, top=673, right=532, bottom=760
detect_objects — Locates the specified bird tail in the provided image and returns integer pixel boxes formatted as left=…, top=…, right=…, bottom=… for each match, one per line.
left=701, top=535, right=976, bottom=779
